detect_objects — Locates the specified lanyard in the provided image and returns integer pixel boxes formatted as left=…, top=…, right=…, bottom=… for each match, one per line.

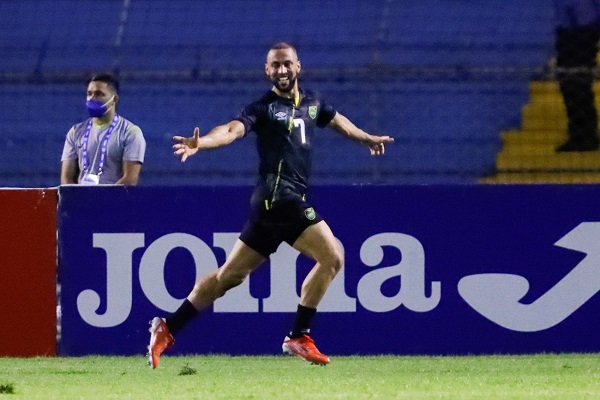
left=82, top=114, right=119, bottom=175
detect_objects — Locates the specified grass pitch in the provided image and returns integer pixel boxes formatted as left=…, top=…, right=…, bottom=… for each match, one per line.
left=1, top=353, right=600, bottom=399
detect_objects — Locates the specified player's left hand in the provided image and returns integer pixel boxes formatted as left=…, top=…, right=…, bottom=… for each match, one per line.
left=173, top=127, right=201, bottom=162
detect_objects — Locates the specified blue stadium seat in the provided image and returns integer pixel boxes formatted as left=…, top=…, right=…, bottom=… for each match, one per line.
left=0, top=0, right=558, bottom=186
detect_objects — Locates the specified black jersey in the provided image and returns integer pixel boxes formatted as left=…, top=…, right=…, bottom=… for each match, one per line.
left=234, top=88, right=336, bottom=207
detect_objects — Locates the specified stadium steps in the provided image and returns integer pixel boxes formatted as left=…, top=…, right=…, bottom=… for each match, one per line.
left=482, top=171, right=600, bottom=183
left=482, top=81, right=600, bottom=184
left=496, top=152, right=600, bottom=170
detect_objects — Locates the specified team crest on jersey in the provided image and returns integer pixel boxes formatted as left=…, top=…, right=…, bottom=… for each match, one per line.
left=304, top=207, right=316, bottom=220
left=308, top=106, right=317, bottom=119
left=275, top=111, right=287, bottom=121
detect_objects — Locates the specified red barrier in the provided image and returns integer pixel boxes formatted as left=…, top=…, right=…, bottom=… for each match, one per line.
left=0, top=188, right=57, bottom=356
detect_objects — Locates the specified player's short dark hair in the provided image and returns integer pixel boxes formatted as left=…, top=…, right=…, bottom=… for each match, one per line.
left=268, top=42, right=298, bottom=57
left=87, top=73, right=120, bottom=94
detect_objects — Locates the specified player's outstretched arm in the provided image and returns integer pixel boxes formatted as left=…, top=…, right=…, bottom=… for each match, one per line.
left=173, top=120, right=246, bottom=162
left=328, top=112, right=394, bottom=156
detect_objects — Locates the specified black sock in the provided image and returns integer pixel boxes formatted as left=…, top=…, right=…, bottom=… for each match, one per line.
left=289, top=304, right=317, bottom=338
left=165, top=299, right=198, bottom=335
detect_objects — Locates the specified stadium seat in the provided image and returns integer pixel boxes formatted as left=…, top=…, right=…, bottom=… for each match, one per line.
left=0, top=0, right=558, bottom=186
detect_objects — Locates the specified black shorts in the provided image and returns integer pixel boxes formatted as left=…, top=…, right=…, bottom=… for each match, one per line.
left=240, top=199, right=323, bottom=257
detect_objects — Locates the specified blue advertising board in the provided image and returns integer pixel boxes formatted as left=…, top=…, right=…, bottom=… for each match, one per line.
left=58, top=185, right=600, bottom=356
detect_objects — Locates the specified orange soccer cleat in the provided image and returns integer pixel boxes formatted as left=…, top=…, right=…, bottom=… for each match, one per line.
left=147, top=317, right=174, bottom=369
left=282, top=334, right=330, bottom=365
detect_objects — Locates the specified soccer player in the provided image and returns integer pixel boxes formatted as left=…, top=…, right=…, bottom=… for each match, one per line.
left=61, top=73, right=146, bottom=185
left=148, top=42, right=394, bottom=368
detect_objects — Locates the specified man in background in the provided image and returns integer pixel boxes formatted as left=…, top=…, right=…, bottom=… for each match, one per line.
left=554, top=0, right=600, bottom=152
left=61, top=73, right=146, bottom=184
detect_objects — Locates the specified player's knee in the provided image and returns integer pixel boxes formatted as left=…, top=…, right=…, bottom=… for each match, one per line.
left=332, top=253, right=344, bottom=274
left=325, top=249, right=344, bottom=276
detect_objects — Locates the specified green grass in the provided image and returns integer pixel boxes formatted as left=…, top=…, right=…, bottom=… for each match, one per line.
left=1, top=354, right=600, bottom=399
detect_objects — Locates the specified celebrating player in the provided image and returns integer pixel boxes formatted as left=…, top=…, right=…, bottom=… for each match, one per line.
left=148, top=42, right=394, bottom=368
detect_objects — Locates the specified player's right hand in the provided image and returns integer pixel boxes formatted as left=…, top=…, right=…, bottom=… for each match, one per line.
left=173, top=127, right=200, bottom=162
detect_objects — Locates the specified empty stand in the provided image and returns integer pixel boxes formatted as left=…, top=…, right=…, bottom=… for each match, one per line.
left=483, top=81, right=600, bottom=183
left=0, top=0, right=559, bottom=186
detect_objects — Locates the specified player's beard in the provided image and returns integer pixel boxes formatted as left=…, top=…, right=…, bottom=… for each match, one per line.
left=272, top=74, right=297, bottom=92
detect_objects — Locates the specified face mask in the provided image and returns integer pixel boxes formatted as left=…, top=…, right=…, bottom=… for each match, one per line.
left=86, top=95, right=115, bottom=118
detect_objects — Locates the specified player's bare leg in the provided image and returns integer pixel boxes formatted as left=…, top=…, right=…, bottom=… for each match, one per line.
left=294, top=222, right=343, bottom=308
left=187, top=240, right=266, bottom=309
left=149, top=240, right=265, bottom=368
left=282, top=221, right=343, bottom=365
